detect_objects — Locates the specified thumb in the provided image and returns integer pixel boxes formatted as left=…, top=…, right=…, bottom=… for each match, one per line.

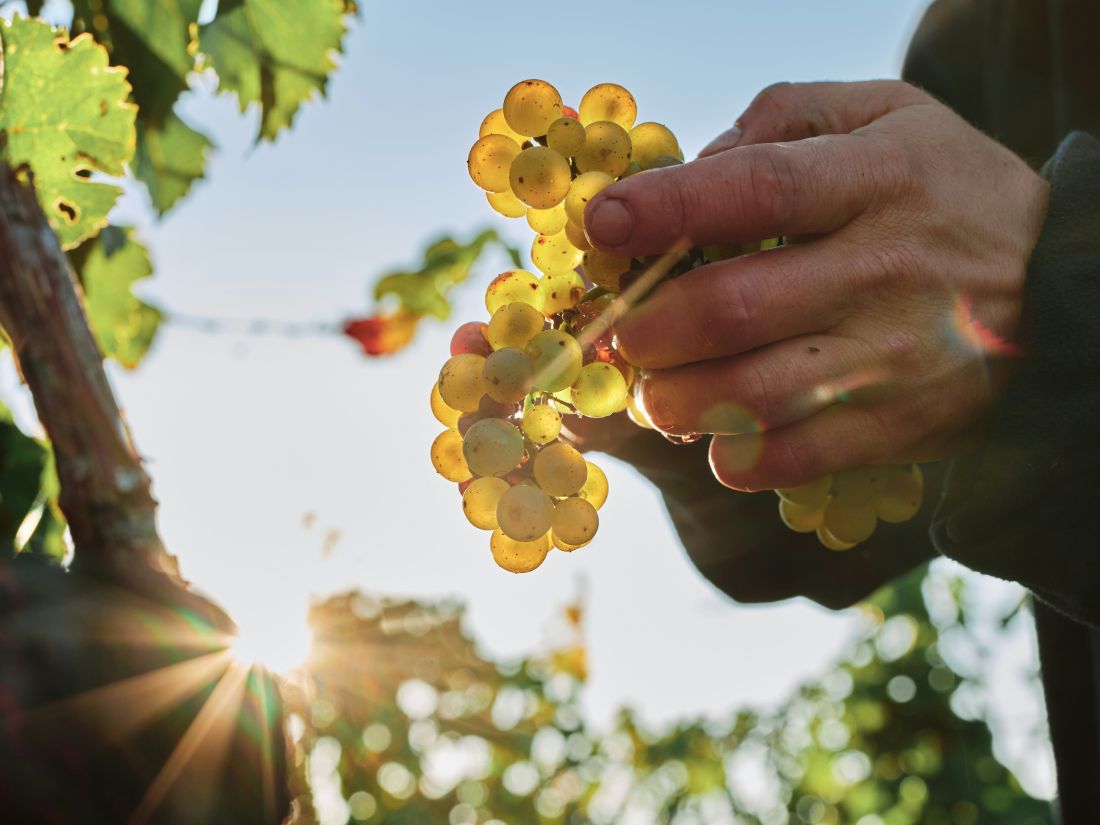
left=699, top=80, right=928, bottom=157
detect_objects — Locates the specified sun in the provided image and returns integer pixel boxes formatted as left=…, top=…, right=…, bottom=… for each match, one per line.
left=229, top=600, right=313, bottom=674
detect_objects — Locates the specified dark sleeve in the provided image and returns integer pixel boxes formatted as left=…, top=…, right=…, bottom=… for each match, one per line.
left=930, top=131, right=1100, bottom=627
left=607, top=432, right=941, bottom=611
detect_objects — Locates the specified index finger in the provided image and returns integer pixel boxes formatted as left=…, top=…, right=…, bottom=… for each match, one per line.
left=584, top=134, right=886, bottom=257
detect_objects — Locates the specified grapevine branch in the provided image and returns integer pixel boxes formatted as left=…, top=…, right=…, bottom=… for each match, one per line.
left=0, top=164, right=175, bottom=580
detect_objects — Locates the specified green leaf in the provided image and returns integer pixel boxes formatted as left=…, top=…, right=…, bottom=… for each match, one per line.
left=0, top=401, right=48, bottom=553
left=0, top=16, right=137, bottom=249
left=76, top=226, right=162, bottom=369
left=200, top=0, right=347, bottom=141
left=134, top=111, right=213, bottom=215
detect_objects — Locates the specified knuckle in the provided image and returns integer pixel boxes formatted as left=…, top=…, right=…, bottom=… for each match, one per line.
left=752, top=82, right=797, bottom=115
left=731, top=360, right=776, bottom=426
left=746, top=145, right=801, bottom=227
left=764, top=436, right=816, bottom=489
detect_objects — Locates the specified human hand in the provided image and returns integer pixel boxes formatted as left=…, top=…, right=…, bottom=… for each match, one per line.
left=585, top=80, right=1049, bottom=492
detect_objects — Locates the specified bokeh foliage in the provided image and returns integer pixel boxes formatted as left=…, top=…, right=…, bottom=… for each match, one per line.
left=287, top=567, right=1051, bottom=825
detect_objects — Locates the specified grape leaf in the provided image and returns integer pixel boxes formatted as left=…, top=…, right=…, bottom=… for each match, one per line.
left=200, top=0, right=348, bottom=141
left=373, top=229, right=522, bottom=321
left=76, top=226, right=162, bottom=369
left=134, top=112, right=214, bottom=215
left=0, top=16, right=137, bottom=249
left=0, top=401, right=48, bottom=553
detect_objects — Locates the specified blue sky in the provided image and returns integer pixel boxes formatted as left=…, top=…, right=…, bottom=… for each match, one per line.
left=5, top=0, right=1052, bottom=796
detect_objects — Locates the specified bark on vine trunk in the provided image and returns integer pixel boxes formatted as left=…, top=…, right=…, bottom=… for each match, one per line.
left=0, top=163, right=174, bottom=579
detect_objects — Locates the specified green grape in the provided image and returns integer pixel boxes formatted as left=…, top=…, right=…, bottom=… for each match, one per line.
left=626, top=392, right=654, bottom=430
left=463, top=418, right=524, bottom=477
left=531, top=231, right=583, bottom=277
left=510, top=146, right=572, bottom=209
left=575, top=121, right=632, bottom=177
left=538, top=271, right=585, bottom=315
left=552, top=496, right=599, bottom=546
left=565, top=171, right=613, bottom=226
left=522, top=404, right=562, bottom=444
left=487, top=302, right=545, bottom=350
left=483, top=347, right=534, bottom=403
left=621, top=161, right=643, bottom=178
left=581, top=249, right=631, bottom=291
left=533, top=442, right=587, bottom=497
left=816, top=526, right=856, bottom=552
left=496, top=484, right=556, bottom=541
left=527, top=203, right=568, bottom=235
left=630, top=122, right=682, bottom=168
left=546, top=116, right=586, bottom=156
left=487, top=189, right=527, bottom=219
left=490, top=529, right=551, bottom=573
left=874, top=465, right=923, bottom=523
left=577, top=461, right=608, bottom=509
left=431, top=429, right=472, bottom=482
left=526, top=329, right=584, bottom=391
left=776, top=475, right=832, bottom=508
left=564, top=219, right=592, bottom=252
left=578, top=83, right=637, bottom=130
left=438, top=354, right=487, bottom=412
left=571, top=362, right=628, bottom=417
left=831, top=467, right=887, bottom=505
left=430, top=382, right=461, bottom=429
left=479, top=107, right=527, bottom=144
left=462, top=476, right=510, bottom=530
left=778, top=498, right=826, bottom=533
left=646, top=155, right=683, bottom=170
left=823, top=499, right=877, bottom=544
left=502, top=79, right=562, bottom=137
left=485, top=269, right=544, bottom=315
left=468, top=134, right=522, bottom=192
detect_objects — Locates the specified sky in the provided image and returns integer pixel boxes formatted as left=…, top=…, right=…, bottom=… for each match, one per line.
left=6, top=0, right=1052, bottom=797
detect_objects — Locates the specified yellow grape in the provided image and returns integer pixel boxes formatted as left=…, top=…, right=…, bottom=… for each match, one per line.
left=438, top=354, right=486, bottom=412
left=816, top=527, right=856, bottom=552
left=778, top=498, right=826, bottom=533
left=564, top=220, right=592, bottom=252
left=482, top=347, right=534, bottom=403
left=565, top=171, right=613, bottom=226
left=577, top=461, right=608, bottom=510
left=571, top=362, right=628, bottom=417
left=875, top=465, right=923, bottom=523
left=832, top=467, right=887, bottom=505
left=510, top=146, right=572, bottom=209
left=522, top=404, right=562, bottom=444
left=823, top=499, right=877, bottom=544
left=462, top=477, right=510, bottom=530
left=485, top=269, right=544, bottom=315
left=531, top=231, right=583, bottom=277
left=487, top=301, right=545, bottom=350
left=630, top=122, right=682, bottom=168
left=526, top=329, right=584, bottom=391
left=497, top=484, right=556, bottom=541
left=502, top=79, right=562, bottom=137
left=582, top=250, right=631, bottom=291
left=776, top=475, right=832, bottom=508
left=552, top=497, right=599, bottom=546
left=533, top=442, right=587, bottom=497
left=468, top=134, right=522, bottom=192
left=575, top=121, right=632, bottom=177
left=490, top=529, right=551, bottom=573
left=538, top=271, right=585, bottom=315
left=463, top=418, right=524, bottom=477
left=479, top=107, right=526, bottom=145
left=431, top=429, right=472, bottom=482
left=527, top=203, right=568, bottom=235
left=430, top=382, right=461, bottom=428
left=578, top=83, right=637, bottom=130
left=546, top=116, right=586, bottom=156
left=486, top=189, right=527, bottom=219
left=554, top=536, right=590, bottom=552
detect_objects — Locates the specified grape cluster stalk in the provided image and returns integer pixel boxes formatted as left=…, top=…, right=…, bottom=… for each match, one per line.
left=431, top=79, right=924, bottom=572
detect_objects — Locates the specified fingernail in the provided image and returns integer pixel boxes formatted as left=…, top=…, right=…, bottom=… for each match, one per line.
left=698, top=123, right=742, bottom=158
left=586, top=198, right=633, bottom=247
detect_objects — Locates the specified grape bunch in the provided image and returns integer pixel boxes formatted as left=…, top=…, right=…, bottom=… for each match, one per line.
left=431, top=79, right=924, bottom=571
